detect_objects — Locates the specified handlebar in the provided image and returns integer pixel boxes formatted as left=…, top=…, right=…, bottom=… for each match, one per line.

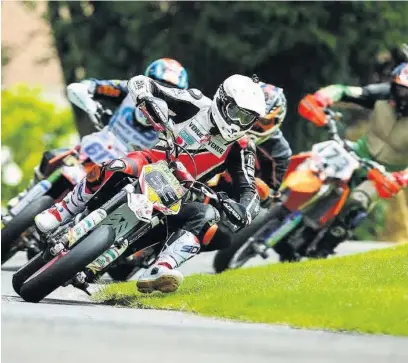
left=190, top=182, right=220, bottom=204
left=137, top=98, right=180, bottom=162
left=322, top=106, right=390, bottom=177
left=299, top=95, right=392, bottom=179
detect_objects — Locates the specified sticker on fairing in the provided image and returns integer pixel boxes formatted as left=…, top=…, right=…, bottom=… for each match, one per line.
left=127, top=193, right=154, bottom=222
left=184, top=122, right=228, bottom=157
left=67, top=209, right=107, bottom=246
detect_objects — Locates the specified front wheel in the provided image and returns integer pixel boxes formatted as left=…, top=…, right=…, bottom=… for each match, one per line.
left=18, top=225, right=115, bottom=303
left=1, top=196, right=54, bottom=264
left=12, top=252, right=48, bottom=296
left=213, top=205, right=282, bottom=273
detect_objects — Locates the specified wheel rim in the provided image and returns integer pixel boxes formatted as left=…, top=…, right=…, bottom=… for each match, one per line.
left=229, top=239, right=256, bottom=269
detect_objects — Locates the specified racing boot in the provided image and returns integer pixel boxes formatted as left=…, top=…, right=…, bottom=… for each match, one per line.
left=35, top=179, right=93, bottom=233
left=137, top=230, right=200, bottom=293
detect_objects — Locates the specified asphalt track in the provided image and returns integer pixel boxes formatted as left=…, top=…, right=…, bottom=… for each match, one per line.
left=2, top=242, right=407, bottom=363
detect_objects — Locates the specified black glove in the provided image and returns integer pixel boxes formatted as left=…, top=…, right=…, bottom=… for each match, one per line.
left=217, top=192, right=251, bottom=230
left=90, top=102, right=112, bottom=129
left=139, top=96, right=168, bottom=124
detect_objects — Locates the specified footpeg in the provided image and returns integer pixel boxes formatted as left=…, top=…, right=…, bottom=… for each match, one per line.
left=70, top=272, right=92, bottom=295
left=252, top=242, right=270, bottom=259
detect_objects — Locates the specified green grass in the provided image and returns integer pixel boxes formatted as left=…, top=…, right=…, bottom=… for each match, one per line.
left=93, top=244, right=408, bottom=336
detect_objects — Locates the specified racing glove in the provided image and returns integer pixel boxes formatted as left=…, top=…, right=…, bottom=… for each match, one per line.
left=89, top=102, right=113, bottom=129
left=66, top=82, right=112, bottom=129
left=368, top=169, right=404, bottom=199
left=313, top=91, right=333, bottom=108
left=392, top=170, right=408, bottom=188
left=217, top=192, right=251, bottom=230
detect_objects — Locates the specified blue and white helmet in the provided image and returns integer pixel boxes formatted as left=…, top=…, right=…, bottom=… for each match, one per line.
left=144, top=58, right=189, bottom=90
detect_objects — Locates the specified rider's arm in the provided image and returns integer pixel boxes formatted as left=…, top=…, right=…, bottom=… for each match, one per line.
left=66, top=79, right=127, bottom=125
left=81, top=79, right=129, bottom=101
left=127, top=75, right=211, bottom=122
left=257, top=129, right=292, bottom=190
left=226, top=139, right=261, bottom=222
left=314, top=82, right=391, bottom=109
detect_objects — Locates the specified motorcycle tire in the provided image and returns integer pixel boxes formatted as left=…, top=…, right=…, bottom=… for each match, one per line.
left=1, top=196, right=54, bottom=264
left=12, top=251, right=47, bottom=295
left=213, top=205, right=282, bottom=273
left=19, top=225, right=115, bottom=303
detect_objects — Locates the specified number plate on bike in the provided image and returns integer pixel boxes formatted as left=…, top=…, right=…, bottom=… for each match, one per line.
left=139, top=161, right=184, bottom=215
left=80, top=130, right=127, bottom=164
left=312, top=140, right=359, bottom=181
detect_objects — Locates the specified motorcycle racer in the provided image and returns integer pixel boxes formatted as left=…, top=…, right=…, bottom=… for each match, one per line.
left=311, top=62, right=408, bottom=252
left=248, top=81, right=292, bottom=191
left=35, top=74, right=265, bottom=293
left=6, top=58, right=189, bottom=210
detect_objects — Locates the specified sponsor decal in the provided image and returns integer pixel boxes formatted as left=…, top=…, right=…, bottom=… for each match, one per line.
left=181, top=245, right=200, bottom=254
left=205, top=135, right=228, bottom=157
left=222, top=202, right=242, bottom=221
left=67, top=209, right=107, bottom=246
left=189, top=123, right=207, bottom=140
left=188, top=89, right=203, bottom=100
left=179, top=129, right=196, bottom=145
left=185, top=122, right=228, bottom=157
left=247, top=154, right=256, bottom=171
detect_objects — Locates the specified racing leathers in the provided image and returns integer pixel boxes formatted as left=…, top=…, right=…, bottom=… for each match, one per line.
left=312, top=82, right=408, bottom=252
left=253, top=127, right=292, bottom=192
left=251, top=83, right=292, bottom=191
left=35, top=75, right=261, bottom=293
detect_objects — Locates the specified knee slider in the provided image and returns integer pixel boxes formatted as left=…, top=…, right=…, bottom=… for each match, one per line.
left=86, top=163, right=105, bottom=187
left=198, top=205, right=220, bottom=246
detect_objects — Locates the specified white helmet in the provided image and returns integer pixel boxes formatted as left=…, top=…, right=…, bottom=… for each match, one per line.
left=211, top=74, right=266, bottom=142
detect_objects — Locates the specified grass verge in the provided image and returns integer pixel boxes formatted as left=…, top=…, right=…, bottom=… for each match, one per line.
left=93, top=244, right=408, bottom=336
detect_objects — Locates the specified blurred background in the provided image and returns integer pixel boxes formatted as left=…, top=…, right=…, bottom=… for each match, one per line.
left=2, top=1, right=408, bottom=242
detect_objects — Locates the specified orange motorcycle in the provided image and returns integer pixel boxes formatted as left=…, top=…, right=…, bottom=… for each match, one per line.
left=213, top=95, right=392, bottom=272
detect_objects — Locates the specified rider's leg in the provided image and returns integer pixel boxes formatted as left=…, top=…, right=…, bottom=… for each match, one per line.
left=137, top=201, right=220, bottom=293
left=319, top=180, right=379, bottom=253
left=35, top=152, right=150, bottom=233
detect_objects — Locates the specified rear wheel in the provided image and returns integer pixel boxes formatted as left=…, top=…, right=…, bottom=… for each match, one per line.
left=213, top=205, right=282, bottom=273
left=19, top=225, right=115, bottom=303
left=1, top=196, right=54, bottom=264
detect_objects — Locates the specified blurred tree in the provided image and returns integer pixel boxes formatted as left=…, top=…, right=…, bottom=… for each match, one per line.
left=1, top=85, right=76, bottom=204
left=1, top=45, right=12, bottom=83
left=46, top=1, right=408, bottom=150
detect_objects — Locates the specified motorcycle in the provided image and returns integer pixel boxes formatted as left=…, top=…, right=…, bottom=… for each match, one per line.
left=213, top=94, right=392, bottom=273
left=12, top=97, right=228, bottom=303
left=1, top=112, right=139, bottom=266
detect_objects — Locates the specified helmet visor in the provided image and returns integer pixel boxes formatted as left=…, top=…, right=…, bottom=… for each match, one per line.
left=226, top=103, right=257, bottom=127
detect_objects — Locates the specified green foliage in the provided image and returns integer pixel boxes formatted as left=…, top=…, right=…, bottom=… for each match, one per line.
left=46, top=1, right=408, bottom=149
left=95, top=244, right=408, bottom=336
left=1, top=85, right=76, bottom=203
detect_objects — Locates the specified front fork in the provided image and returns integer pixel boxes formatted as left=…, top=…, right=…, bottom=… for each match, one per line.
left=249, top=210, right=303, bottom=259
left=49, top=183, right=158, bottom=289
